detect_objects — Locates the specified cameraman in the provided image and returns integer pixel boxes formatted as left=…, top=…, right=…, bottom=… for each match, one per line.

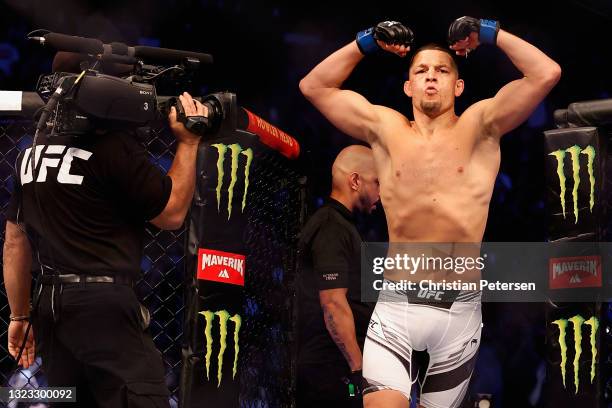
left=3, top=54, right=206, bottom=407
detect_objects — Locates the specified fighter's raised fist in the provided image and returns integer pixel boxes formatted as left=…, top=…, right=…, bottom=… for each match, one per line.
left=356, top=21, right=414, bottom=57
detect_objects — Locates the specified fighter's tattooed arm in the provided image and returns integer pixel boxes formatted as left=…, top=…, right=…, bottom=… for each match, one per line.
left=319, top=288, right=363, bottom=371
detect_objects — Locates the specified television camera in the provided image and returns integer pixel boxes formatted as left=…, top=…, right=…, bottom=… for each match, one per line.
left=29, top=31, right=220, bottom=138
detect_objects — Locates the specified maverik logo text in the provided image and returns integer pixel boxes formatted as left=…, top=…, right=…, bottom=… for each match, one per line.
left=197, top=248, right=245, bottom=286
left=211, top=143, right=253, bottom=220
left=549, top=145, right=595, bottom=224
left=549, top=255, right=602, bottom=289
left=199, top=310, right=241, bottom=387
left=20, top=145, right=92, bottom=185
left=552, top=315, right=599, bottom=394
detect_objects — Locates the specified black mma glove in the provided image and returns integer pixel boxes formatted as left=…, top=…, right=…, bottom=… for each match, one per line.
left=356, top=21, right=414, bottom=55
left=448, top=16, right=500, bottom=47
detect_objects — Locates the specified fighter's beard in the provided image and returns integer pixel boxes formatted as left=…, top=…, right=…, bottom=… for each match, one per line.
left=420, top=100, right=441, bottom=116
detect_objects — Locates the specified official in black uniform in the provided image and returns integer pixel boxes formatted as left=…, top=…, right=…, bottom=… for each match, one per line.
left=3, top=55, right=206, bottom=407
left=297, top=145, right=380, bottom=407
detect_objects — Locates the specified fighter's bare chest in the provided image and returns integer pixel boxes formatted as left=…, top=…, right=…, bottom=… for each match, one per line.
left=381, top=134, right=475, bottom=186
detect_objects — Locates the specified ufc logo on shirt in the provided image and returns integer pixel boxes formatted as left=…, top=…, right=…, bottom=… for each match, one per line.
left=20, top=145, right=92, bottom=185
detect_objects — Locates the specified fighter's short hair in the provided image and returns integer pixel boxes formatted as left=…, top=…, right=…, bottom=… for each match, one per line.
left=408, top=43, right=458, bottom=76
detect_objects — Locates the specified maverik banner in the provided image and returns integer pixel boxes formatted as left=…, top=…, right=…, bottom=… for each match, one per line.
left=199, top=310, right=242, bottom=387
left=197, top=248, right=246, bottom=287
left=552, top=315, right=599, bottom=394
left=548, top=144, right=596, bottom=224
left=211, top=143, right=253, bottom=220
left=549, top=255, right=602, bottom=289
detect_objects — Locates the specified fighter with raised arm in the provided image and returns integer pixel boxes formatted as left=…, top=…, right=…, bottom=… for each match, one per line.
left=300, top=17, right=560, bottom=408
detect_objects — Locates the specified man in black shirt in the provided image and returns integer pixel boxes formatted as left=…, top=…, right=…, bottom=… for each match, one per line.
left=3, top=60, right=205, bottom=406
left=297, top=145, right=379, bottom=407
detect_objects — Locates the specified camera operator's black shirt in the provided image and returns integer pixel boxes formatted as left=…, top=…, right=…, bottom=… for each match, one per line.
left=297, top=199, right=374, bottom=365
left=6, top=131, right=172, bottom=279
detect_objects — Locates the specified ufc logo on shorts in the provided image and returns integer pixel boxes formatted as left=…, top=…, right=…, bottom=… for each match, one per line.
left=20, top=145, right=92, bottom=186
left=418, top=289, right=444, bottom=300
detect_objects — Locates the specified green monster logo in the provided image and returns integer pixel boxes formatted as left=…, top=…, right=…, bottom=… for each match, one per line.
left=211, top=144, right=254, bottom=220
left=199, top=310, right=242, bottom=387
left=552, top=315, right=599, bottom=394
left=549, top=145, right=595, bottom=224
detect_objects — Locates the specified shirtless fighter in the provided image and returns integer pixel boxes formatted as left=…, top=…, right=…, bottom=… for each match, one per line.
left=300, top=17, right=560, bottom=408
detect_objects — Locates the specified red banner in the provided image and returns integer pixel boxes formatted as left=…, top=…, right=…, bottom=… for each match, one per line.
left=549, top=255, right=602, bottom=289
left=243, top=108, right=300, bottom=159
left=197, top=248, right=246, bottom=286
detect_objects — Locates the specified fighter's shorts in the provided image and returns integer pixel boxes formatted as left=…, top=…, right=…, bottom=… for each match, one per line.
left=363, top=284, right=482, bottom=408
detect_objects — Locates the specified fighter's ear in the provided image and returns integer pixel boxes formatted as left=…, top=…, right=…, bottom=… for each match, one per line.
left=404, top=80, right=413, bottom=97
left=454, top=79, right=464, bottom=97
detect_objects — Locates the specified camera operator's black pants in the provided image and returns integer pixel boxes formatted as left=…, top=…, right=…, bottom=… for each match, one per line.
left=33, top=282, right=170, bottom=408
left=296, top=362, right=363, bottom=408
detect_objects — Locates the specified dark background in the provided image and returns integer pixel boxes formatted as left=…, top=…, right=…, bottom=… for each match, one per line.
left=1, top=0, right=611, bottom=243
left=1, top=0, right=611, bottom=406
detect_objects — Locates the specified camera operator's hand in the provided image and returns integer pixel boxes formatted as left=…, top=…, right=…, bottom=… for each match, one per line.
left=153, top=91, right=204, bottom=230
left=168, top=92, right=208, bottom=146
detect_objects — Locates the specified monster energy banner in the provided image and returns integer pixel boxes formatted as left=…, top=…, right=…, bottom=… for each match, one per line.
left=210, top=143, right=253, bottom=220
left=545, top=127, right=611, bottom=240
left=181, top=93, right=303, bottom=408
left=199, top=310, right=242, bottom=387
left=181, top=131, right=253, bottom=408
left=545, top=303, right=602, bottom=407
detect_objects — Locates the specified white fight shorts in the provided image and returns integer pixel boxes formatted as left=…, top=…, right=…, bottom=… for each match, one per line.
left=363, top=284, right=482, bottom=408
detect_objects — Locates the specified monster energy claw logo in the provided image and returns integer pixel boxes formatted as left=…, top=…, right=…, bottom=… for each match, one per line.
left=212, top=144, right=253, bottom=220
left=199, top=310, right=242, bottom=387
left=552, top=315, right=599, bottom=394
left=549, top=145, right=595, bottom=224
